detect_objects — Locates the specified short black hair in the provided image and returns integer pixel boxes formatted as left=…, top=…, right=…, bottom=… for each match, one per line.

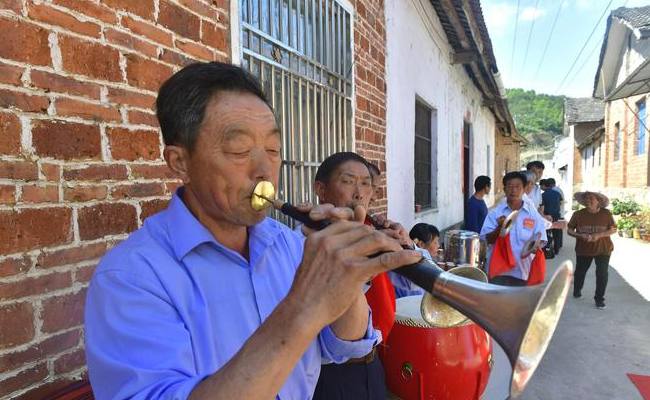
left=526, top=161, right=545, bottom=170
left=546, top=178, right=556, bottom=186
left=409, top=223, right=440, bottom=245
left=366, top=162, right=380, bottom=183
left=502, top=171, right=527, bottom=187
left=315, top=152, right=369, bottom=183
left=474, top=175, right=491, bottom=192
left=156, top=62, right=271, bottom=152
left=539, top=178, right=548, bottom=187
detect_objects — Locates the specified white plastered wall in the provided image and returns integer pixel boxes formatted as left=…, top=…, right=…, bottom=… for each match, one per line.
left=384, top=0, right=496, bottom=231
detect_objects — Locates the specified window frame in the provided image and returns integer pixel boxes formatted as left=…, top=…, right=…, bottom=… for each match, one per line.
left=414, top=98, right=437, bottom=210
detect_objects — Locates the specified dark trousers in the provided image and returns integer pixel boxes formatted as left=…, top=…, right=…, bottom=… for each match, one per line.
left=312, top=356, right=387, bottom=400
left=573, top=254, right=610, bottom=302
left=489, top=275, right=527, bottom=286
left=551, top=228, right=563, bottom=252
left=544, top=229, right=563, bottom=254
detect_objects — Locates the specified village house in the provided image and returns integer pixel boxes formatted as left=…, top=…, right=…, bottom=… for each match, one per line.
left=591, top=5, right=650, bottom=205
left=563, top=97, right=605, bottom=197
left=385, top=0, right=524, bottom=231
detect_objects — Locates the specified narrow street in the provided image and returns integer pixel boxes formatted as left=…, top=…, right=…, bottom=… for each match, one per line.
left=484, top=231, right=650, bottom=400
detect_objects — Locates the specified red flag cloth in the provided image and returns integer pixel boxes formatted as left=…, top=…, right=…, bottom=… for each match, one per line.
left=488, top=233, right=516, bottom=279
left=363, top=215, right=397, bottom=342
left=526, top=248, right=547, bottom=286
left=628, top=374, right=650, bottom=400
left=365, top=272, right=396, bottom=342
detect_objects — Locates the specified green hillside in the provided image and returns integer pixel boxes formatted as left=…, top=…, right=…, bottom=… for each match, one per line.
left=505, top=88, right=565, bottom=165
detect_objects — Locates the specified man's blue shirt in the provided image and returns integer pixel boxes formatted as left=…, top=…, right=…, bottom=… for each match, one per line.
left=85, top=188, right=378, bottom=400
left=542, top=189, right=563, bottom=219
left=465, top=195, right=488, bottom=233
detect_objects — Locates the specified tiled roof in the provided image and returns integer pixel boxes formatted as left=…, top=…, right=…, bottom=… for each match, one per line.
left=612, top=5, right=650, bottom=36
left=564, top=97, right=604, bottom=124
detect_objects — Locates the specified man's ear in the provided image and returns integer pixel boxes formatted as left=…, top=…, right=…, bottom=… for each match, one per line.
left=315, top=180, right=326, bottom=203
left=164, top=145, right=191, bottom=184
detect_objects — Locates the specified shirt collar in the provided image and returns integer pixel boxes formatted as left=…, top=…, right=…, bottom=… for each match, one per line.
left=162, top=187, right=282, bottom=261
left=498, top=194, right=536, bottom=215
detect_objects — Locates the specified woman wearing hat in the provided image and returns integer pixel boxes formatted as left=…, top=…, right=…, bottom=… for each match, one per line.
left=567, top=191, right=617, bottom=309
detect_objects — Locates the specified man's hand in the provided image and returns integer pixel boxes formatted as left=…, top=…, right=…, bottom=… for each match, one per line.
left=486, top=215, right=506, bottom=244
left=370, top=215, right=413, bottom=248
left=289, top=206, right=421, bottom=329
left=550, top=220, right=567, bottom=230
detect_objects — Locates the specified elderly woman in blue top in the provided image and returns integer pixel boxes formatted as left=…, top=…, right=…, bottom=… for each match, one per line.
left=84, top=62, right=421, bottom=400
left=479, top=171, right=548, bottom=286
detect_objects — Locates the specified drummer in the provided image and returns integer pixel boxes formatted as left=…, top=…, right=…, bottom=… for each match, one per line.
left=480, top=171, right=548, bottom=286
left=311, top=151, right=418, bottom=400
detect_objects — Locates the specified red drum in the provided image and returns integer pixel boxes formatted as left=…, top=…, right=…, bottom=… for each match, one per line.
left=382, top=295, right=492, bottom=400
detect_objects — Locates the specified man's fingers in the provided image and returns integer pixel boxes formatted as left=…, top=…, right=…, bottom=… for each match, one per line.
left=309, top=203, right=335, bottom=220
left=380, top=229, right=402, bottom=241
left=295, top=202, right=313, bottom=212
left=352, top=203, right=366, bottom=222
left=358, top=249, right=423, bottom=277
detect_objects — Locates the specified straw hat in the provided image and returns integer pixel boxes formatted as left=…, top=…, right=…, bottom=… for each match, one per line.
left=574, top=191, right=609, bottom=208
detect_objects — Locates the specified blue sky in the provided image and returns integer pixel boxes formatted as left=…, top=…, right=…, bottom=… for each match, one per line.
left=481, top=0, right=650, bottom=97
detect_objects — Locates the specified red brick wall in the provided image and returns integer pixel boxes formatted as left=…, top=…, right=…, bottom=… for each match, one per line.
left=353, top=0, right=388, bottom=216
left=604, top=95, right=650, bottom=189
left=492, top=132, right=521, bottom=201
left=0, top=1, right=229, bottom=398
left=1, top=0, right=389, bottom=397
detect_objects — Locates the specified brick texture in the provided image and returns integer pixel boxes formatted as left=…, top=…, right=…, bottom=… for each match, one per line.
left=0, top=1, right=230, bottom=397
left=354, top=0, right=389, bottom=217
left=0, top=1, right=394, bottom=398
left=601, top=95, right=650, bottom=190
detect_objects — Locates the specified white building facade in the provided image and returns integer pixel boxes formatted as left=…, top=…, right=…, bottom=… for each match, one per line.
left=384, top=0, right=508, bottom=231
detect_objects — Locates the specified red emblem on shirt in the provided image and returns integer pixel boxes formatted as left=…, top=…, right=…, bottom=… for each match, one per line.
left=523, top=218, right=535, bottom=229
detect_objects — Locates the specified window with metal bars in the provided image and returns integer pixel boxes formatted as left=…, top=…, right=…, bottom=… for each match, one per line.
left=614, top=122, right=620, bottom=161
left=414, top=99, right=437, bottom=210
left=240, top=0, right=353, bottom=225
left=637, top=100, right=646, bottom=155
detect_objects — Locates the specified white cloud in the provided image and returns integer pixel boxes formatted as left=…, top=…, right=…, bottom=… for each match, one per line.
left=520, top=6, right=546, bottom=21
left=482, top=2, right=518, bottom=38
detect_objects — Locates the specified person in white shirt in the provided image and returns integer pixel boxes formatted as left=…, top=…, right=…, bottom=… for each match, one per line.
left=480, top=171, right=548, bottom=286
left=526, top=161, right=545, bottom=211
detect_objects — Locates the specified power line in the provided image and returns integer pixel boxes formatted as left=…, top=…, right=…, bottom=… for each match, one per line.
left=558, top=0, right=630, bottom=94
left=564, top=37, right=603, bottom=93
left=533, top=0, right=566, bottom=81
left=519, top=0, right=541, bottom=82
left=510, top=0, right=521, bottom=79
left=555, top=0, right=614, bottom=94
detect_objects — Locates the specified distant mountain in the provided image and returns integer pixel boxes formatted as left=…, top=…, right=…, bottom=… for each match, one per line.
left=505, top=88, right=565, bottom=165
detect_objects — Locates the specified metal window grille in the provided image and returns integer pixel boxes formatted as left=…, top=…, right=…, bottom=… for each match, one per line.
left=414, top=100, right=437, bottom=209
left=614, top=123, right=620, bottom=161
left=637, top=100, right=646, bottom=155
left=240, top=0, right=353, bottom=226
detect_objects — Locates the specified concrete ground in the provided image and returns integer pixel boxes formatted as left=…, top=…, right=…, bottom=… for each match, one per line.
left=483, top=232, right=650, bottom=400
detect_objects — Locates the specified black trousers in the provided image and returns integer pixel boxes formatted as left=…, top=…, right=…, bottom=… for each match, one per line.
left=573, top=254, right=610, bottom=302
left=312, top=356, right=387, bottom=400
left=551, top=228, right=563, bottom=252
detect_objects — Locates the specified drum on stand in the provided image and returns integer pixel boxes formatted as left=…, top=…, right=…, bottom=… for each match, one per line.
left=382, top=295, right=493, bottom=400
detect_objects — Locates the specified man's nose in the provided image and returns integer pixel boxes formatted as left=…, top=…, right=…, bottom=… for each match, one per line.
left=251, top=149, right=273, bottom=181
left=353, top=183, right=363, bottom=200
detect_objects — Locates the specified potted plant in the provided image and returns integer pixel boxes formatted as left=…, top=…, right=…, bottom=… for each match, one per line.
left=638, top=212, right=650, bottom=241
left=617, top=217, right=637, bottom=238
